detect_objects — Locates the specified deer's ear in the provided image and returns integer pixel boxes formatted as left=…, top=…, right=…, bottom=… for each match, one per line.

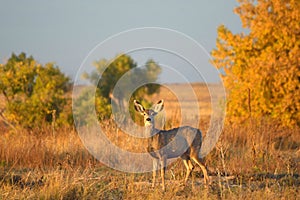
left=153, top=100, right=164, bottom=113
left=134, top=100, right=145, bottom=114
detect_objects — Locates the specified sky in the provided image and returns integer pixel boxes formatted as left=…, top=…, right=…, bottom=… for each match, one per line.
left=0, top=0, right=243, bottom=83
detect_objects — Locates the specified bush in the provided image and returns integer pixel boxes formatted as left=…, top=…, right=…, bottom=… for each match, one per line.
left=0, top=52, right=72, bottom=129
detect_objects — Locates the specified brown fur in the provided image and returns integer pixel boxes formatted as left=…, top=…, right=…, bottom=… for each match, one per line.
left=134, top=100, right=210, bottom=191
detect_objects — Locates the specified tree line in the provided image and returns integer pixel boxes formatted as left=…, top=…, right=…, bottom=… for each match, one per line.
left=0, top=53, right=161, bottom=129
left=0, top=0, right=299, bottom=130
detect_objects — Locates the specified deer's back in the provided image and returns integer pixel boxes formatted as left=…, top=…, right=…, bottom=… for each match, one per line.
left=148, top=126, right=202, bottom=159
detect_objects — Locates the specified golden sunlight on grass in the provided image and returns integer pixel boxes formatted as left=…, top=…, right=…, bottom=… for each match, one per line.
left=0, top=83, right=299, bottom=199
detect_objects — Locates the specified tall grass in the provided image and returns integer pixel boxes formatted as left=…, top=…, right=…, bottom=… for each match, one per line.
left=0, top=83, right=299, bottom=199
left=0, top=117, right=299, bottom=199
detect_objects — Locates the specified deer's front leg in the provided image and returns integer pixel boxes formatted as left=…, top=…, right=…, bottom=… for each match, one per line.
left=152, top=158, right=159, bottom=188
left=160, top=157, right=167, bottom=191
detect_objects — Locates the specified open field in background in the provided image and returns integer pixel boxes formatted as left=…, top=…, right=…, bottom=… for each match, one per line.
left=0, top=83, right=299, bottom=199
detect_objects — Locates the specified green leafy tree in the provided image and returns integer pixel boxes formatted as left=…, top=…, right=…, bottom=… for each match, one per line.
left=211, top=0, right=300, bottom=127
left=81, top=54, right=161, bottom=119
left=72, top=87, right=111, bottom=126
left=0, top=52, right=72, bottom=128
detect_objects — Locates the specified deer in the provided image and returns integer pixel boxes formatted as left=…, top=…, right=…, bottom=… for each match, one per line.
left=133, top=99, right=210, bottom=191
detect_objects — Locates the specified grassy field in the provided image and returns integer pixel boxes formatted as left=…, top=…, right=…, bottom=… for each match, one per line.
left=0, top=83, right=299, bottom=199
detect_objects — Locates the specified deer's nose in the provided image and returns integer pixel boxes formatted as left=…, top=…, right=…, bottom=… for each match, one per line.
left=146, top=118, right=151, bottom=121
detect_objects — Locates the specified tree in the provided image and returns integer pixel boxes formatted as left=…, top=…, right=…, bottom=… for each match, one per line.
left=211, top=0, right=300, bottom=126
left=82, top=54, right=161, bottom=119
left=0, top=52, right=72, bottom=128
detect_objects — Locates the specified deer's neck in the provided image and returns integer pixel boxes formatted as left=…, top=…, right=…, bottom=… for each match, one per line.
left=144, top=124, right=159, bottom=138
left=145, top=124, right=160, bottom=156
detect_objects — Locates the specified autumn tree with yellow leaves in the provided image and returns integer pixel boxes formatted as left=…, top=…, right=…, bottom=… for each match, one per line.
left=211, top=0, right=300, bottom=126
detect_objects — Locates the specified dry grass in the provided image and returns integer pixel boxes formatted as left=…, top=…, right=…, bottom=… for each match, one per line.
left=0, top=83, right=299, bottom=199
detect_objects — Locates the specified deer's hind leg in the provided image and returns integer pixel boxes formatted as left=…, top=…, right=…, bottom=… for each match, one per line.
left=190, top=154, right=210, bottom=185
left=181, top=155, right=194, bottom=185
left=182, top=159, right=194, bottom=184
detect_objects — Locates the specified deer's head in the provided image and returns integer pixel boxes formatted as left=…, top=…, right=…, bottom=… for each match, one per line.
left=134, top=100, right=164, bottom=127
